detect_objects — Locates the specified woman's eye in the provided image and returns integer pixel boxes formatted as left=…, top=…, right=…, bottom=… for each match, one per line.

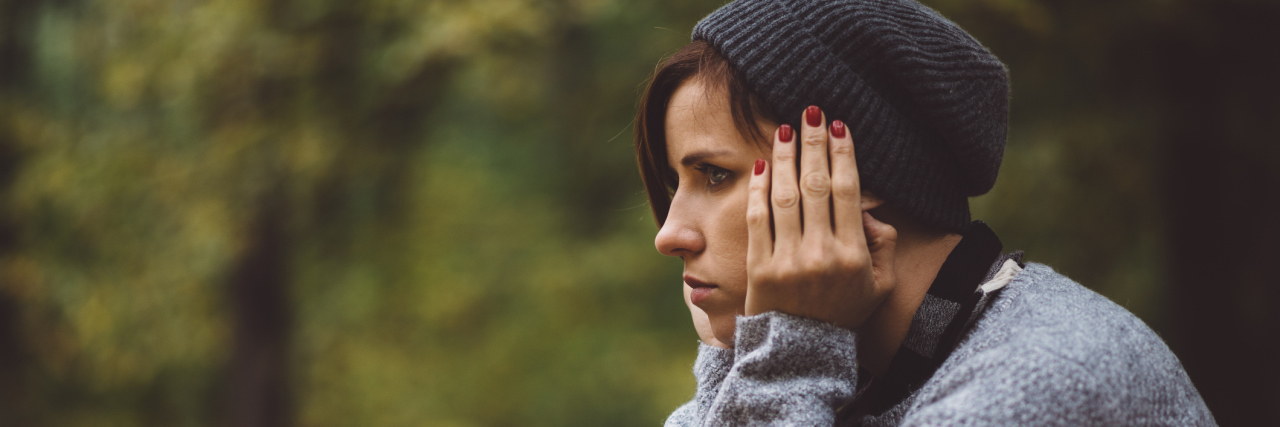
left=705, top=165, right=731, bottom=187
left=665, top=169, right=680, bottom=194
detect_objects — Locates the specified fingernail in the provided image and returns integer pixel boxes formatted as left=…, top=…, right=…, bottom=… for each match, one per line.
left=831, top=120, right=846, bottom=139
left=805, top=105, right=821, bottom=127
left=778, top=124, right=792, bottom=143
left=754, top=159, right=765, bottom=175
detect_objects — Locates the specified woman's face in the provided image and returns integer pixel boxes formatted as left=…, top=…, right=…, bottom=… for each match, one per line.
left=655, top=78, right=775, bottom=345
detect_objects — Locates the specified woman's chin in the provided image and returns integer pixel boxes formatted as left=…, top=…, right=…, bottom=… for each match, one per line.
left=709, top=315, right=738, bottom=348
left=696, top=291, right=745, bottom=347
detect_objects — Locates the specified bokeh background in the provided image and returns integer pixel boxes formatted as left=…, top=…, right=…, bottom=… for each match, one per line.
left=0, top=0, right=1277, bottom=425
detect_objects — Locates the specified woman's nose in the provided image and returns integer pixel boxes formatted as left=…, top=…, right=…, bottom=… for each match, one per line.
left=655, top=215, right=705, bottom=258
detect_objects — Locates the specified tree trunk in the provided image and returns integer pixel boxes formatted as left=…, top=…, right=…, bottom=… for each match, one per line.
left=225, top=192, right=293, bottom=427
left=0, top=0, right=37, bottom=422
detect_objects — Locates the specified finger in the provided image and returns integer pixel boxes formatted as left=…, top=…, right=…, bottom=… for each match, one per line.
left=830, top=119, right=865, bottom=245
left=771, top=124, right=802, bottom=252
left=863, top=211, right=898, bottom=289
left=799, top=105, right=832, bottom=239
left=746, top=158, right=772, bottom=266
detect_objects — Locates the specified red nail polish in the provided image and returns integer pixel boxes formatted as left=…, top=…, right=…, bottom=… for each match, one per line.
left=831, top=120, right=846, bottom=138
left=805, top=105, right=821, bottom=127
left=778, top=124, right=792, bottom=143
left=754, top=159, right=765, bottom=175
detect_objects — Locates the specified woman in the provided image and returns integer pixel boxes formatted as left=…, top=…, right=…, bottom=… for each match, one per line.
left=635, top=0, right=1215, bottom=425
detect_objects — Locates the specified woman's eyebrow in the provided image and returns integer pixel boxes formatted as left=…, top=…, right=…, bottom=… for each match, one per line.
left=680, top=149, right=735, bottom=167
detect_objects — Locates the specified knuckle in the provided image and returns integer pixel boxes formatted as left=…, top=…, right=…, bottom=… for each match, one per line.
left=768, top=261, right=792, bottom=278
left=776, top=267, right=799, bottom=283
left=830, top=140, right=854, bottom=155
left=774, top=150, right=794, bottom=163
left=804, top=260, right=829, bottom=275
left=801, top=253, right=826, bottom=271
left=753, top=269, right=779, bottom=286
left=832, top=176, right=859, bottom=197
left=773, top=188, right=799, bottom=208
left=750, top=178, right=767, bottom=192
left=803, top=132, right=826, bottom=147
left=746, top=207, right=769, bottom=226
left=843, top=255, right=867, bottom=272
left=802, top=173, right=831, bottom=196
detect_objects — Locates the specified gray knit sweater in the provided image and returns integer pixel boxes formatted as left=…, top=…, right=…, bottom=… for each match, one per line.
left=664, top=263, right=1215, bottom=426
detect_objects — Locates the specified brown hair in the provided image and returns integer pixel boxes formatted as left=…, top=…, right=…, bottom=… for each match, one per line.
left=634, top=40, right=783, bottom=226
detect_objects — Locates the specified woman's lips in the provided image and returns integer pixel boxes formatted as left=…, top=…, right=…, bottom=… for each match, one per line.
left=684, top=275, right=717, bottom=306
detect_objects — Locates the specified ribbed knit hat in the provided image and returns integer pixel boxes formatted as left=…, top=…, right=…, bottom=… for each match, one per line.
left=692, top=0, right=1009, bottom=233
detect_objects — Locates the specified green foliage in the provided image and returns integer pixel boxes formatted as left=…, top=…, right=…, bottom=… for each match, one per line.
left=1, top=0, right=720, bottom=424
left=0, top=0, right=1237, bottom=425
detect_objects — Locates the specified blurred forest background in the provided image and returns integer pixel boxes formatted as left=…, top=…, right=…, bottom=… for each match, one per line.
left=0, top=0, right=1276, bottom=425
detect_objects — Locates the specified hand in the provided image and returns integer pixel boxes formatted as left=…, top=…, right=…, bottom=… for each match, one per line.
left=686, top=283, right=727, bottom=347
left=744, top=106, right=898, bottom=331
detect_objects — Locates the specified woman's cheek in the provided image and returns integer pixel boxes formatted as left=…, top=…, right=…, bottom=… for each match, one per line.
left=724, top=181, right=753, bottom=302
left=707, top=176, right=758, bottom=346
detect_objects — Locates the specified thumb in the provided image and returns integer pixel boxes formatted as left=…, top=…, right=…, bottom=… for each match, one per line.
left=862, top=211, right=898, bottom=288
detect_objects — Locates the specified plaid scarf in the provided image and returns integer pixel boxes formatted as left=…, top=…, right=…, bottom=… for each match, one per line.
left=838, top=221, right=1024, bottom=422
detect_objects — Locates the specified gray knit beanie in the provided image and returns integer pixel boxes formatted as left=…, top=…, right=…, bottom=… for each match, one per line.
left=692, top=0, right=1009, bottom=233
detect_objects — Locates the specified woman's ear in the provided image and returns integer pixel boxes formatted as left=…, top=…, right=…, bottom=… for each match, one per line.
left=861, top=191, right=885, bottom=211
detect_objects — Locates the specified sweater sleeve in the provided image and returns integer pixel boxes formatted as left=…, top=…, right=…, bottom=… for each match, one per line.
left=664, top=342, right=735, bottom=427
left=701, top=311, right=860, bottom=426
